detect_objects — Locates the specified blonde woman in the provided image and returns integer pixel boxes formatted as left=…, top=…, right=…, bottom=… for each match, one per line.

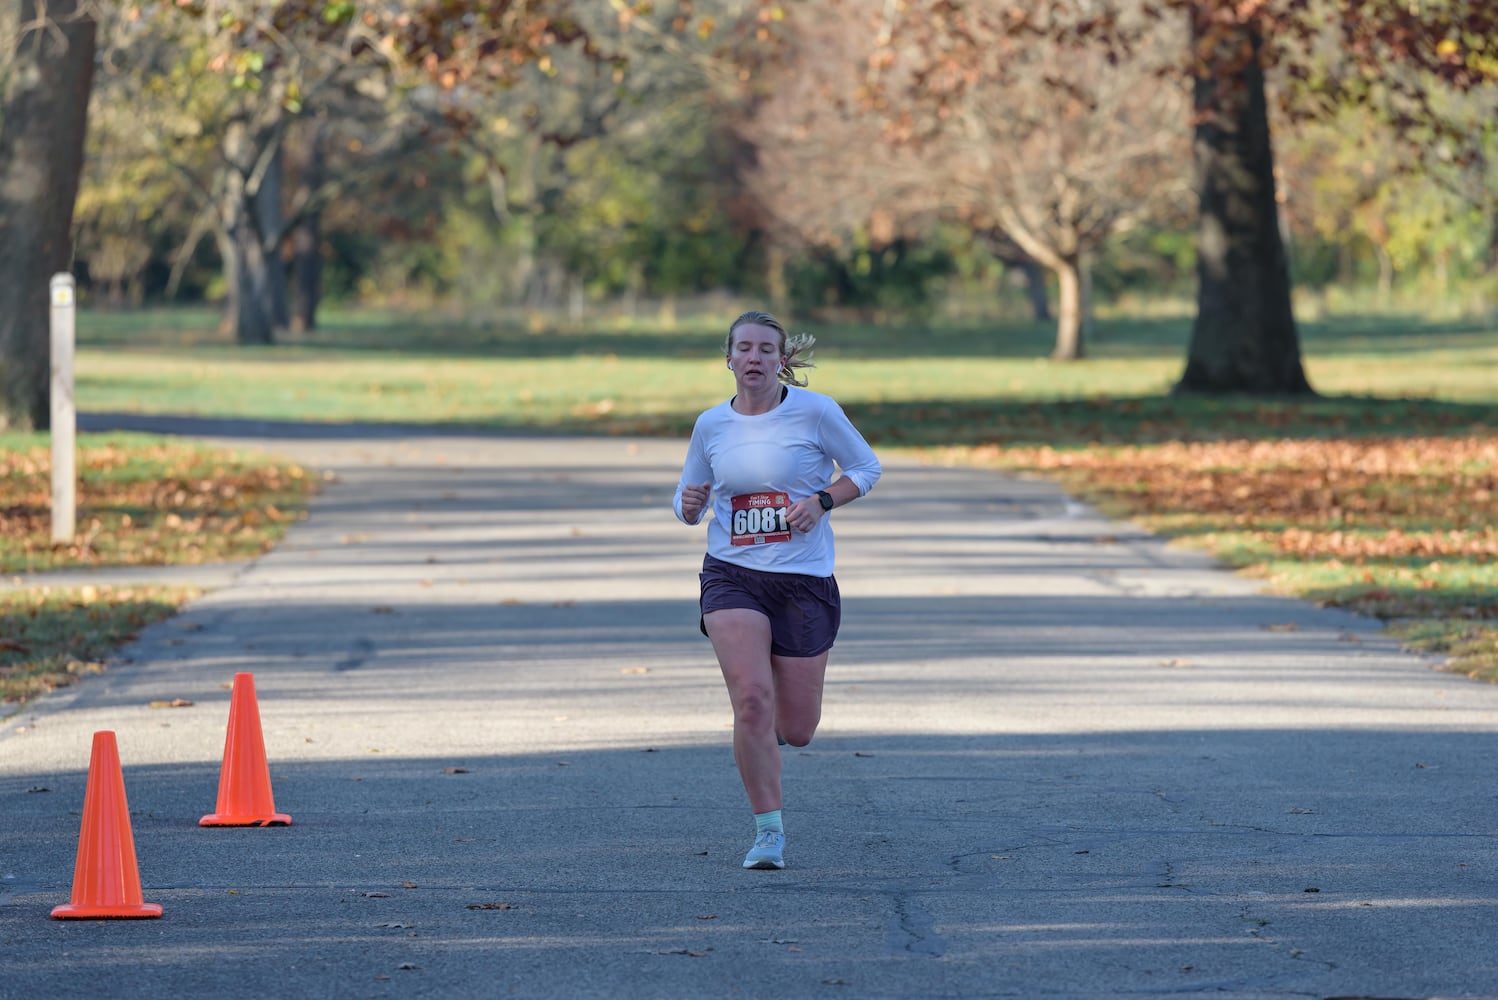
left=673, top=310, right=881, bottom=870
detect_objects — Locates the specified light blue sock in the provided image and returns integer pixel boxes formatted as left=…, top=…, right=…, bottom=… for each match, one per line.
left=754, top=810, right=783, bottom=835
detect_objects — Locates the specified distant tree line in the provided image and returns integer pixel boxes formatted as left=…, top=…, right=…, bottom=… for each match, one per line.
left=2, top=0, right=1495, bottom=429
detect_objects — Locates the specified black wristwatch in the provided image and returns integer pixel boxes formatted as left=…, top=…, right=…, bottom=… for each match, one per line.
left=816, top=490, right=835, bottom=511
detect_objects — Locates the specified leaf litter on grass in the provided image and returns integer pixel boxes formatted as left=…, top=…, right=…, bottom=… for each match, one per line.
left=1, top=585, right=198, bottom=704
left=1, top=436, right=315, bottom=573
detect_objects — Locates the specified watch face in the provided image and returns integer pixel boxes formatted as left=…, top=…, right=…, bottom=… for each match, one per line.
left=818, top=491, right=834, bottom=510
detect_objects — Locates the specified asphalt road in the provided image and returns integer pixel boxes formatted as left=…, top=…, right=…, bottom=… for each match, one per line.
left=3, top=418, right=1496, bottom=999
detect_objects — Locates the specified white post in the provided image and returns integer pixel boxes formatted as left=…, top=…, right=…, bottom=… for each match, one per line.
left=50, top=273, right=76, bottom=544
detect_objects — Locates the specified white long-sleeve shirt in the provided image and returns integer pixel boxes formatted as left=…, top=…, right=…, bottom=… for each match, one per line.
left=672, top=387, right=881, bottom=577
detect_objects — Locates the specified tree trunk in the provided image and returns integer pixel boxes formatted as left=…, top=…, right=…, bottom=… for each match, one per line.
left=215, top=189, right=277, bottom=346
left=256, top=146, right=290, bottom=329
left=291, top=211, right=323, bottom=332
left=1375, top=245, right=1394, bottom=301
left=0, top=0, right=95, bottom=431
left=1021, top=259, right=1051, bottom=322
left=231, top=231, right=277, bottom=346
left=622, top=260, right=643, bottom=318
left=566, top=274, right=585, bottom=324
left=291, top=121, right=328, bottom=332
left=1487, top=210, right=1498, bottom=275
left=219, top=118, right=277, bottom=345
left=765, top=240, right=789, bottom=315
left=993, top=217, right=1084, bottom=361
left=1174, top=6, right=1313, bottom=396
left=1051, top=255, right=1085, bottom=361
left=983, top=232, right=1052, bottom=322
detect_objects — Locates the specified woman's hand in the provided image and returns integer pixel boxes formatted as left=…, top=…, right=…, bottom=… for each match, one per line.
left=680, top=481, right=711, bottom=523
left=787, top=496, right=826, bottom=533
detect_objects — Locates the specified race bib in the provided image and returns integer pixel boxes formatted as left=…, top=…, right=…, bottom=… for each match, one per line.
left=730, top=491, right=791, bottom=546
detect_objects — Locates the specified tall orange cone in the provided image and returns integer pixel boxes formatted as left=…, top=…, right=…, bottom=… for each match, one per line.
left=200, top=672, right=291, bottom=827
left=51, top=731, right=163, bottom=919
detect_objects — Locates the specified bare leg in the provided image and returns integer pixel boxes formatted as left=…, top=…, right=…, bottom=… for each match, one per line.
left=705, top=608, right=781, bottom=813
left=771, top=651, right=829, bottom=747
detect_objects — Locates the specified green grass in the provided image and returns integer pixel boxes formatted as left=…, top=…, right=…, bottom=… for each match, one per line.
left=0, top=586, right=199, bottom=704
left=1393, top=620, right=1498, bottom=680
left=68, top=307, right=1498, bottom=440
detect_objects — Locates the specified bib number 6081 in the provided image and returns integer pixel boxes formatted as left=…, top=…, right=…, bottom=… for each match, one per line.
left=729, top=492, right=792, bottom=545
left=733, top=504, right=788, bottom=536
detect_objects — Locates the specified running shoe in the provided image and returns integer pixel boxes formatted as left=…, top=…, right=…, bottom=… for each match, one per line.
left=742, top=830, right=786, bottom=870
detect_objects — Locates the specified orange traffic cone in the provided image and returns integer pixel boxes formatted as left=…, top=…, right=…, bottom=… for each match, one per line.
left=51, top=731, right=163, bottom=919
left=200, top=672, right=291, bottom=827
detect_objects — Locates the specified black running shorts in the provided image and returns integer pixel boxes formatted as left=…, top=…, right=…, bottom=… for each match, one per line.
left=698, top=553, right=841, bottom=658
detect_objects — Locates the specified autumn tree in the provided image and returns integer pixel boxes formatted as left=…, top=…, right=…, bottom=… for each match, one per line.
left=399, top=0, right=781, bottom=320
left=88, top=1, right=620, bottom=345
left=1177, top=1, right=1311, bottom=393
left=868, top=0, right=1498, bottom=391
left=98, top=3, right=411, bottom=344
left=1176, top=1, right=1498, bottom=393
left=88, top=1, right=776, bottom=340
left=749, top=1, right=1187, bottom=355
left=908, top=6, right=1188, bottom=359
left=730, top=1, right=940, bottom=315
left=1279, top=91, right=1498, bottom=300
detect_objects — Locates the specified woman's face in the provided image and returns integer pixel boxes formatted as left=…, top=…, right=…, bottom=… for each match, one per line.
left=727, top=323, right=785, bottom=392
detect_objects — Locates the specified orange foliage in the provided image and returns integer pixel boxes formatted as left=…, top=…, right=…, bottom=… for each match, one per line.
left=0, top=444, right=308, bottom=569
left=984, top=436, right=1498, bottom=563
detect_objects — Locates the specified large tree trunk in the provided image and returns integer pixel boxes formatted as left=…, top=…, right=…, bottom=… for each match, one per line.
left=1174, top=6, right=1313, bottom=396
left=215, top=193, right=277, bottom=346
left=0, top=0, right=95, bottom=431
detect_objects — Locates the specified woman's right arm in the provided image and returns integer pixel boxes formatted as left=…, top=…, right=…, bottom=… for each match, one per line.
left=673, top=421, right=714, bottom=525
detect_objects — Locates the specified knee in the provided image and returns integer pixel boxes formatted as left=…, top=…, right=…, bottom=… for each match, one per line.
left=778, top=714, right=820, bottom=748
left=732, top=685, right=776, bottom=731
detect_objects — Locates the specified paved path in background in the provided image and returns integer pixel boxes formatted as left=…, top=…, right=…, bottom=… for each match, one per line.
left=3, top=416, right=1496, bottom=999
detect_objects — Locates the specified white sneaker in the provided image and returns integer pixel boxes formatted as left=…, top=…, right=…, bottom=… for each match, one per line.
left=742, top=830, right=786, bottom=870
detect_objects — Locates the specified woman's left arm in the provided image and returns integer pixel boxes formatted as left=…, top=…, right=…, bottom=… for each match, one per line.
left=819, top=400, right=881, bottom=501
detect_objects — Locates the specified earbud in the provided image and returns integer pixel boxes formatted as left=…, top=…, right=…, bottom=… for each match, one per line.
left=727, top=361, right=734, bottom=369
